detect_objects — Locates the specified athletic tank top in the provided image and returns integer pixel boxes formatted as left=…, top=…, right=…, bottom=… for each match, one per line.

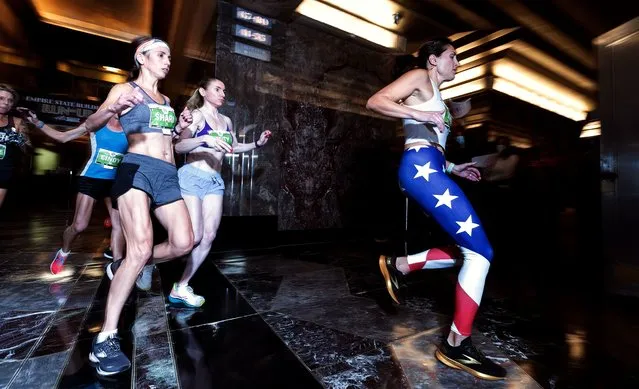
left=119, top=82, right=177, bottom=136
left=0, top=116, right=25, bottom=170
left=402, top=78, right=453, bottom=149
left=79, top=125, right=129, bottom=179
left=194, top=117, right=233, bottom=146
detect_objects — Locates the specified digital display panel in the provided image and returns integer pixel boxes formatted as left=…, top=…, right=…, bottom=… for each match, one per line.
left=232, top=41, right=271, bottom=62
left=233, top=24, right=272, bottom=46
left=235, top=7, right=272, bottom=29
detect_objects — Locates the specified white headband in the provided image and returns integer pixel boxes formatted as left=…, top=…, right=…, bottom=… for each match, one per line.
left=134, top=39, right=170, bottom=65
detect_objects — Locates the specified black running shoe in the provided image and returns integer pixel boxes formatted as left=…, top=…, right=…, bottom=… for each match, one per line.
left=378, top=255, right=404, bottom=304
left=105, top=259, right=122, bottom=280
left=89, top=334, right=131, bottom=376
left=103, top=247, right=113, bottom=259
left=435, top=337, right=507, bottom=380
left=106, top=259, right=151, bottom=291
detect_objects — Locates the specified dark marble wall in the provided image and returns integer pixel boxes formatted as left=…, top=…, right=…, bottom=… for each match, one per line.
left=216, top=1, right=402, bottom=231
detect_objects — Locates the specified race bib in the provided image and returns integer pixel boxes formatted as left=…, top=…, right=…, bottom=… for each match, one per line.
left=209, top=130, right=233, bottom=146
left=443, top=105, right=452, bottom=128
left=148, top=104, right=177, bottom=135
left=0, top=144, right=5, bottom=160
left=96, top=149, right=124, bottom=169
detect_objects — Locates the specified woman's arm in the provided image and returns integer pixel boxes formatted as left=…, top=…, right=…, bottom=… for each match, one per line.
left=224, top=117, right=271, bottom=153
left=366, top=69, right=445, bottom=132
left=84, top=84, right=144, bottom=131
left=174, top=110, right=227, bottom=153
left=40, top=123, right=88, bottom=143
left=24, top=110, right=88, bottom=143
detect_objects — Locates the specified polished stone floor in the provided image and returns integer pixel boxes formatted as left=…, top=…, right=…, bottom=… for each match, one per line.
left=0, top=207, right=638, bottom=388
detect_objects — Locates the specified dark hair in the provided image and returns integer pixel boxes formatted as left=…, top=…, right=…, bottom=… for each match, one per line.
left=128, top=36, right=155, bottom=81
left=186, top=78, right=220, bottom=111
left=393, top=37, right=453, bottom=79
left=0, top=84, right=19, bottom=107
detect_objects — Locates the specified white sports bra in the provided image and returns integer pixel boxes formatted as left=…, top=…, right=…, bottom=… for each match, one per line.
left=402, top=77, right=452, bottom=149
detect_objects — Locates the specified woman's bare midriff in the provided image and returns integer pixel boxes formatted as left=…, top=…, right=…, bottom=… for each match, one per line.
left=185, top=148, right=224, bottom=173
left=126, top=133, right=176, bottom=164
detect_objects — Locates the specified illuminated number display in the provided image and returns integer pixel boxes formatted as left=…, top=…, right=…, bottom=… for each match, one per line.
left=232, top=42, right=271, bottom=62
left=233, top=25, right=272, bottom=46
left=235, top=7, right=272, bottom=29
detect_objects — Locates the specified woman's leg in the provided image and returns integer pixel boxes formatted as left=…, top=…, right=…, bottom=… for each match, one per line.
left=62, top=193, right=96, bottom=251
left=393, top=148, right=505, bottom=380
left=129, top=198, right=194, bottom=292
left=183, top=194, right=204, bottom=248
left=398, top=149, right=493, bottom=338
left=167, top=193, right=209, bottom=307
left=50, top=192, right=96, bottom=274
left=152, top=199, right=194, bottom=262
left=90, top=189, right=152, bottom=376
left=179, top=194, right=222, bottom=284
left=104, top=197, right=125, bottom=261
left=102, top=189, right=153, bottom=331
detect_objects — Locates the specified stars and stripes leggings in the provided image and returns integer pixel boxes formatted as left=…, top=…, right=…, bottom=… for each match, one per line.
left=398, top=145, right=493, bottom=336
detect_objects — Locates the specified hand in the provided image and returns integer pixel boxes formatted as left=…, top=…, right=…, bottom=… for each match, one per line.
left=449, top=99, right=471, bottom=119
left=257, top=130, right=272, bottom=147
left=112, top=87, right=144, bottom=113
left=178, top=107, right=193, bottom=129
left=452, top=162, right=481, bottom=182
left=412, top=110, right=445, bottom=133
left=16, top=107, right=37, bottom=123
left=201, top=135, right=233, bottom=153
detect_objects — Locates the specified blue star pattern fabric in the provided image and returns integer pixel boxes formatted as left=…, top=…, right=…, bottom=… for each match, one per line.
left=398, top=145, right=493, bottom=336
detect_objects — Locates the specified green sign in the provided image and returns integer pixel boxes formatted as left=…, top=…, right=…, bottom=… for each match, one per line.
left=209, top=131, right=233, bottom=146
left=96, top=149, right=124, bottom=168
left=148, top=104, right=177, bottom=135
left=443, top=105, right=452, bottom=128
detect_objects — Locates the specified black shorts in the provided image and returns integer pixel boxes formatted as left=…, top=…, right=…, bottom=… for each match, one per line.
left=111, top=153, right=182, bottom=210
left=77, top=176, right=114, bottom=200
left=0, top=169, right=13, bottom=189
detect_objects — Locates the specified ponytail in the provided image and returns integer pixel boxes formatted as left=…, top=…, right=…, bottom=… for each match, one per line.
left=186, top=78, right=219, bottom=111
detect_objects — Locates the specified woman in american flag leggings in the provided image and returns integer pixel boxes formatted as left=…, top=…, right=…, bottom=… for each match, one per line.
left=366, top=37, right=507, bottom=380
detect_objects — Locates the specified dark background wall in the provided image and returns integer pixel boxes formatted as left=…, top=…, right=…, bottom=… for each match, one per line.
left=215, top=1, right=404, bottom=233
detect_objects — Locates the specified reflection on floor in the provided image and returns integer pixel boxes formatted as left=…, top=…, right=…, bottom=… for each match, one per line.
left=0, top=211, right=637, bottom=388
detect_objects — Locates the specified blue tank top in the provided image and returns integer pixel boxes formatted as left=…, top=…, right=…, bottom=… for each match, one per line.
left=79, top=126, right=128, bottom=179
left=194, top=119, right=233, bottom=146
left=119, top=82, right=177, bottom=136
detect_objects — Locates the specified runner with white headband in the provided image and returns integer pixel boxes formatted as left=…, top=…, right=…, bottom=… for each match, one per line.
left=83, top=36, right=194, bottom=376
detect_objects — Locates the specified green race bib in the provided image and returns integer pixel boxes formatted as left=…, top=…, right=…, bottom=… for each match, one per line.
left=443, top=105, right=453, bottom=128
left=96, top=149, right=124, bottom=169
left=0, top=144, right=5, bottom=160
left=209, top=130, right=233, bottom=146
left=148, top=103, right=177, bottom=135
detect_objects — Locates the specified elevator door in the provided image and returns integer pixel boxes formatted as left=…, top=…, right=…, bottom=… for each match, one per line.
left=598, top=18, right=639, bottom=295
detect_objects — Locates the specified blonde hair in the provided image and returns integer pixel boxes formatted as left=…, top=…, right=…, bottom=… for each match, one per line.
left=0, top=84, right=19, bottom=107
left=185, top=78, right=219, bottom=111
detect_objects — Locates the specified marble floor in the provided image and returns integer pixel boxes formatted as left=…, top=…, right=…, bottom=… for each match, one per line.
left=0, top=209, right=638, bottom=388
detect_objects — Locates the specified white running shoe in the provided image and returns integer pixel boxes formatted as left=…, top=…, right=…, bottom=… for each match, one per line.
left=168, top=283, right=205, bottom=308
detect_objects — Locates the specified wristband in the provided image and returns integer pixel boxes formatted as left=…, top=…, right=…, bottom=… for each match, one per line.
left=446, top=163, right=455, bottom=174
left=255, top=140, right=262, bottom=148
left=36, top=120, right=44, bottom=129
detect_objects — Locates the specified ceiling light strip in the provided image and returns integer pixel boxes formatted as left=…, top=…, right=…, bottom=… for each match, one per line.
left=295, top=0, right=406, bottom=50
